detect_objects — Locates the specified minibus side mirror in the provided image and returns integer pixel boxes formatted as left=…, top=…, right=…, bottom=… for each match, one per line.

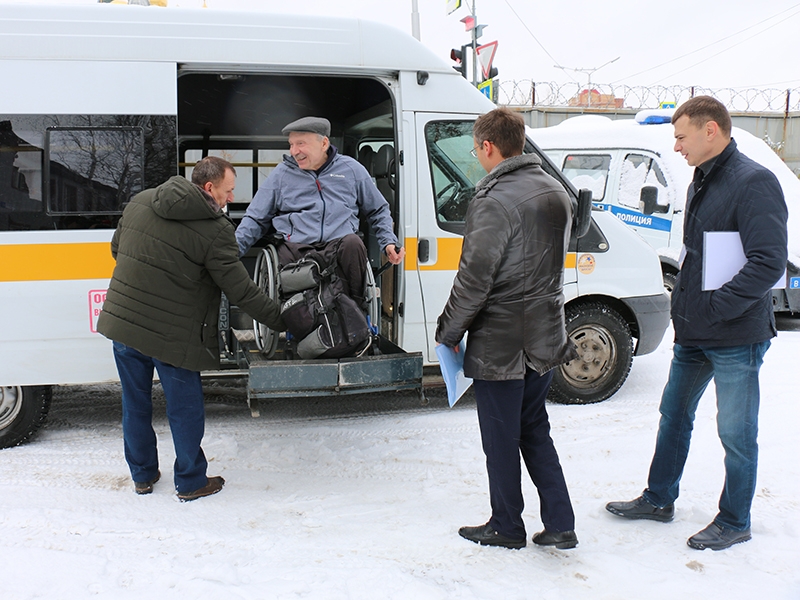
left=640, top=186, right=669, bottom=215
left=572, top=188, right=593, bottom=239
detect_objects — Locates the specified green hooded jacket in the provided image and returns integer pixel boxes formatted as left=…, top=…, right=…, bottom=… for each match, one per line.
left=97, top=176, right=284, bottom=372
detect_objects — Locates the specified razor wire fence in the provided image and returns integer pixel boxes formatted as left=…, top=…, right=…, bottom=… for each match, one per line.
left=498, top=80, right=800, bottom=113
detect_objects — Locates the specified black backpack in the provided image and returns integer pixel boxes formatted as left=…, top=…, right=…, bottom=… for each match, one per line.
left=278, top=253, right=372, bottom=360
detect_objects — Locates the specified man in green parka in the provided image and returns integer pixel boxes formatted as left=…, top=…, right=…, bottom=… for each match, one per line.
left=98, top=156, right=284, bottom=501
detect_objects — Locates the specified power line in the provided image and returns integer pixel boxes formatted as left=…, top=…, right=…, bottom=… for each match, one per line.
left=502, top=0, right=577, bottom=83
left=555, top=57, right=620, bottom=107
left=646, top=5, right=800, bottom=86
left=728, top=78, right=800, bottom=89
left=611, top=2, right=800, bottom=85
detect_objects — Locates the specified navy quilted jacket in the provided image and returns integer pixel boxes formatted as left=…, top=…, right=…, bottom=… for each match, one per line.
left=671, top=139, right=788, bottom=346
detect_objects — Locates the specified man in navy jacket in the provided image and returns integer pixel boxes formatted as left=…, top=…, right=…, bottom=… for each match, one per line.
left=606, top=96, right=788, bottom=551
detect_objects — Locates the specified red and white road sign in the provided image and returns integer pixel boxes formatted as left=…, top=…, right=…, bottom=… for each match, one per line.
left=476, top=41, right=498, bottom=80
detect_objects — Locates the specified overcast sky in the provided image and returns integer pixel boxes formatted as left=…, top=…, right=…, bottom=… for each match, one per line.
left=12, top=0, right=800, bottom=91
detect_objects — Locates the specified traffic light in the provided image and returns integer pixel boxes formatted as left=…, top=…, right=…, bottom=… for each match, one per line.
left=450, top=46, right=467, bottom=79
left=482, top=66, right=498, bottom=82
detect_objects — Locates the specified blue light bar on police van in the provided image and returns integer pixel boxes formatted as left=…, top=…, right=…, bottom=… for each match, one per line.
left=635, top=108, right=675, bottom=125
left=640, top=115, right=673, bottom=124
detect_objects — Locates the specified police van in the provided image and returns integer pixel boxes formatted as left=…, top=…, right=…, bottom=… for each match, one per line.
left=528, top=111, right=800, bottom=309
left=0, top=3, right=669, bottom=449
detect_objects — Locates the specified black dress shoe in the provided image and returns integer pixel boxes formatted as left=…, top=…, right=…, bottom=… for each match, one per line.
left=687, top=522, right=751, bottom=551
left=605, top=495, right=674, bottom=522
left=458, top=523, right=526, bottom=549
left=532, top=529, right=578, bottom=549
left=134, top=470, right=161, bottom=495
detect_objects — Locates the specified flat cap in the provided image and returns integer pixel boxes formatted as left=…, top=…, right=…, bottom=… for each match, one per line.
left=281, top=116, right=331, bottom=137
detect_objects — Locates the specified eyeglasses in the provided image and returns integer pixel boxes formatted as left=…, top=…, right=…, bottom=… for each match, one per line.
left=470, top=141, right=490, bottom=157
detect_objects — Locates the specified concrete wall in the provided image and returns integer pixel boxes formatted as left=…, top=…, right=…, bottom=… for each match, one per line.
left=516, top=106, right=800, bottom=177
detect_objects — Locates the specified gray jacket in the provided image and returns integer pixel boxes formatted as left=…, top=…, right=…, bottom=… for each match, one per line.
left=236, top=148, right=397, bottom=255
left=435, top=154, right=578, bottom=380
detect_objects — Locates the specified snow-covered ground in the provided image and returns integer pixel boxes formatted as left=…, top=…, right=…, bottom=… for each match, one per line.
left=2, top=319, right=799, bottom=600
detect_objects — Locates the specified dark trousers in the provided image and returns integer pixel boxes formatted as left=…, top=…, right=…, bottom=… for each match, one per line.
left=113, top=341, right=208, bottom=494
left=277, top=233, right=368, bottom=303
left=474, top=369, right=575, bottom=539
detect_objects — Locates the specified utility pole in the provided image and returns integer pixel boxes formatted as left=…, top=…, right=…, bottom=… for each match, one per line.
left=470, top=0, right=477, bottom=87
left=555, top=56, right=620, bottom=108
left=448, top=0, right=497, bottom=99
left=411, top=0, right=420, bottom=41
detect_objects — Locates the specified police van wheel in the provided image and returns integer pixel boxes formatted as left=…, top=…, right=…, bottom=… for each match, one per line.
left=663, top=270, right=678, bottom=295
left=0, top=385, right=52, bottom=449
left=548, top=303, right=633, bottom=405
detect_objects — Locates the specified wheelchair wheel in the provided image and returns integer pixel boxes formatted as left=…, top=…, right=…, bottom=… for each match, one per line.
left=364, top=261, right=380, bottom=335
left=253, top=245, right=281, bottom=357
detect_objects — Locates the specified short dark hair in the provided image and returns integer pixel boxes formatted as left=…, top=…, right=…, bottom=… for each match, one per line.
left=473, top=107, right=525, bottom=159
left=191, top=156, right=236, bottom=187
left=672, top=96, right=731, bottom=137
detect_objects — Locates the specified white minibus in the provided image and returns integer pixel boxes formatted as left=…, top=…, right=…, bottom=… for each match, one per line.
left=0, top=4, right=669, bottom=448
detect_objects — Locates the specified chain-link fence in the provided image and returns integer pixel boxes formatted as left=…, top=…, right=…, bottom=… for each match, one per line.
left=498, top=80, right=800, bottom=113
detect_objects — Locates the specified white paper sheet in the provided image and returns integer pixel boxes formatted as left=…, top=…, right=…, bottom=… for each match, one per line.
left=702, top=231, right=786, bottom=291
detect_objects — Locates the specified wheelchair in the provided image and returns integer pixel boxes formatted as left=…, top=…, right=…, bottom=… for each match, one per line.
left=251, top=244, right=381, bottom=359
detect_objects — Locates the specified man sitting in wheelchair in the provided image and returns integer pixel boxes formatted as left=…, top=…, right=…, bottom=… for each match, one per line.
left=235, top=116, right=404, bottom=359
left=235, top=116, right=404, bottom=307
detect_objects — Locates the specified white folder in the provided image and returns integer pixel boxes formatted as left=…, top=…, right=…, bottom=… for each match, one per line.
left=435, top=340, right=473, bottom=408
left=702, top=231, right=786, bottom=291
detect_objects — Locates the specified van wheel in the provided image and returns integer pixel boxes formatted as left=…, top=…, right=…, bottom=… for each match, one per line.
left=0, top=386, right=52, bottom=449
left=548, top=303, right=633, bottom=405
left=663, top=270, right=678, bottom=294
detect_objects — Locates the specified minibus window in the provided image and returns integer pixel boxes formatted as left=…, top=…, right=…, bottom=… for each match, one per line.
left=180, top=147, right=285, bottom=220
left=424, top=120, right=480, bottom=231
left=1, top=115, right=174, bottom=230
left=184, top=148, right=262, bottom=207
left=45, top=127, right=144, bottom=215
left=0, top=119, right=48, bottom=230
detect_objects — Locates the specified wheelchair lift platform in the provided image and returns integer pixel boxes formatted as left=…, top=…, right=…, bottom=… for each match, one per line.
left=232, top=245, right=423, bottom=415
left=237, top=337, right=424, bottom=414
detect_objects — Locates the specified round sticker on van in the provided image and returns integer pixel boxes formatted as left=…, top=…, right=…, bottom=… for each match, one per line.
left=577, top=254, right=596, bottom=274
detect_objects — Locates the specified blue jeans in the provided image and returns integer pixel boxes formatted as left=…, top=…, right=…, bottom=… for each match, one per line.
left=643, top=341, right=770, bottom=531
left=113, top=342, right=208, bottom=494
left=474, top=369, right=575, bottom=539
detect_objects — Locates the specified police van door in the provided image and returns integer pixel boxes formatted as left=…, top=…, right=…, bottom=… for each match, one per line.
left=560, top=150, right=675, bottom=251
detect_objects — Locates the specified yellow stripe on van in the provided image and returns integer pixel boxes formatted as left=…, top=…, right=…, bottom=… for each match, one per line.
left=403, top=237, right=464, bottom=271
left=403, top=237, right=422, bottom=270
left=404, top=237, right=578, bottom=271
left=0, top=242, right=115, bottom=282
